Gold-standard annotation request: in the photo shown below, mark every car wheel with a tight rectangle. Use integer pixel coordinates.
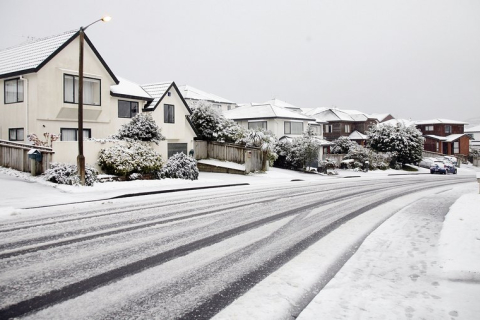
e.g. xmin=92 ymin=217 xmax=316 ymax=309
xmin=454 ymin=170 xmax=457 ymax=174
xmin=430 ymin=170 xmax=434 ymax=174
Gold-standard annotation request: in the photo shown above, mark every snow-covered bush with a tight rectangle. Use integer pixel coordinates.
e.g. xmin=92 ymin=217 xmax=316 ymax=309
xmin=344 ymin=144 xmax=393 ymax=171
xmin=190 ymin=100 xmax=240 ymax=142
xmin=44 ymin=162 xmax=98 ymax=186
xmin=98 ymin=142 xmax=163 ymax=177
xmin=114 ymin=113 xmax=165 ymax=144
xmin=158 ymin=153 xmax=199 ymax=180
xmin=286 ymin=130 xmax=322 ymax=171
xmin=367 ymin=123 xmax=423 ymax=166
xmin=331 ymin=136 xmax=357 ymax=154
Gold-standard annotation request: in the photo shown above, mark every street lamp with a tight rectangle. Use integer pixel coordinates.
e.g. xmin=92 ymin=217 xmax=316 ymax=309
xmin=78 ymin=16 xmax=111 ymax=185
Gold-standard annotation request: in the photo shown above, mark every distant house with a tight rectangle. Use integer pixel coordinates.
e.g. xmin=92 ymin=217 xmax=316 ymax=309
xmin=368 ymin=113 xmax=395 ymax=123
xmin=305 ymin=108 xmax=379 ymax=141
xmin=224 ymin=103 xmax=317 ymax=138
xmin=178 ymin=85 xmax=237 ymax=113
xmin=464 ymin=124 xmax=480 ymax=151
xmin=414 ymin=119 xmax=470 ymax=155
xmin=0 ymin=30 xmax=196 ymax=168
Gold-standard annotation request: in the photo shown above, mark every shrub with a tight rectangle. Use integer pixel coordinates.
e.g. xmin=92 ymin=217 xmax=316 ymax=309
xmin=190 ymin=100 xmax=240 ymax=142
xmin=331 ymin=136 xmax=357 ymax=154
xmin=114 ymin=113 xmax=165 ymax=144
xmin=158 ymin=153 xmax=199 ymax=180
xmin=44 ymin=162 xmax=98 ymax=186
xmin=98 ymin=142 xmax=163 ymax=177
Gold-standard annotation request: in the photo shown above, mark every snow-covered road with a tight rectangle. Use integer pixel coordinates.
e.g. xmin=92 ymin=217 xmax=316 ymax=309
xmin=0 ymin=174 xmax=475 ymax=319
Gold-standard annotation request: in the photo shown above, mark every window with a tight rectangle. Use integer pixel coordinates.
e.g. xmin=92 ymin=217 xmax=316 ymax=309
xmin=227 ymin=105 xmax=232 ymax=111
xmin=445 ymin=125 xmax=452 ymax=134
xmin=4 ymin=78 xmax=24 ymax=104
xmin=164 ymin=104 xmax=175 ymax=123
xmin=425 ymin=125 xmax=434 ymax=131
xmin=60 ymin=128 xmax=91 ymax=141
xmin=345 ymin=124 xmax=351 ymax=133
xmin=284 ymin=121 xmax=303 ymax=134
xmin=453 ymin=141 xmax=459 ymax=154
xmin=325 ymin=124 xmax=333 ymax=133
xmin=9 ymin=128 xmax=24 ymax=141
xmin=64 ymin=74 xmax=101 ymax=106
xmin=168 ymin=143 xmax=188 ymax=158
xmin=248 ymin=121 xmax=267 ymax=130
xmin=436 ymin=142 xmax=439 ymax=152
xmin=213 ymin=104 xmax=222 ymax=112
xmin=167 ymin=92 xmax=171 ymax=97
xmin=118 ymin=100 xmax=139 ymax=118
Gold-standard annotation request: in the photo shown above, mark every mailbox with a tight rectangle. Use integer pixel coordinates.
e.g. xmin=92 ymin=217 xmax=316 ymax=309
xmin=28 ymin=149 xmax=43 ymax=162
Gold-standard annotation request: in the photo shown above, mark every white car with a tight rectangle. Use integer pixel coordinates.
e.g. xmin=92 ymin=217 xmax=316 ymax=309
xmin=418 ymin=158 xmax=436 ymax=169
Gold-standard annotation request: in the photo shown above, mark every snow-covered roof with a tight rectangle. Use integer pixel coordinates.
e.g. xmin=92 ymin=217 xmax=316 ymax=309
xmin=111 ymin=77 xmax=152 ymax=100
xmin=465 ymin=124 xmax=480 ymax=133
xmin=279 ymin=136 xmax=334 ymax=146
xmin=0 ymin=30 xmax=77 ymax=77
xmin=263 ymin=98 xmax=302 ymax=111
xmin=368 ymin=113 xmax=392 ymax=122
xmin=301 ymin=107 xmax=328 ymax=116
xmin=178 ymin=85 xmax=234 ymax=104
xmin=224 ymin=104 xmax=315 ymax=121
xmin=380 ymin=119 xmax=415 ymax=127
xmin=0 ymin=30 xmax=119 ymax=84
xmin=424 ymin=134 xmax=469 ymax=142
xmin=414 ymin=119 xmax=468 ymax=125
xmin=141 ymin=82 xmax=174 ymax=110
xmin=348 ymin=130 xmax=368 ymax=140
xmin=309 ymin=108 xmax=357 ymax=122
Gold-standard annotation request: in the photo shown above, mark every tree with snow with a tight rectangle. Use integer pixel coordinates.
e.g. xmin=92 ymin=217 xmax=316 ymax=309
xmin=287 ymin=128 xmax=322 ymax=171
xmin=190 ymin=100 xmax=240 ymax=142
xmin=367 ymin=123 xmax=424 ymax=166
xmin=331 ymin=136 xmax=357 ymax=154
xmin=114 ymin=112 xmax=165 ymax=144
xmin=236 ymin=129 xmax=278 ymax=171
xmin=158 ymin=152 xmax=199 ymax=180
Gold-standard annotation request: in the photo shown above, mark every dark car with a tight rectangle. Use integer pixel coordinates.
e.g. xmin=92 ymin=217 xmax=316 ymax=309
xmin=430 ymin=161 xmax=457 ymax=174
xmin=430 ymin=161 xmax=447 ymax=174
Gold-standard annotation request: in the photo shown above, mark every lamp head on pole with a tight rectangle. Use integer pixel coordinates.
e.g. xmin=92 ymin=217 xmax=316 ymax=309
xmin=101 ymin=16 xmax=112 ymax=22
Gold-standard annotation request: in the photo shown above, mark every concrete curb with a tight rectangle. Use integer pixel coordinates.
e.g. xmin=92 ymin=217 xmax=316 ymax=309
xmin=23 ymin=183 xmax=250 ymax=209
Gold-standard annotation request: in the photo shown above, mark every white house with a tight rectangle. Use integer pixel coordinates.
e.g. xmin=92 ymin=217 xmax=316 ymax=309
xmin=0 ymin=30 xmax=196 ymax=168
xmin=465 ymin=124 xmax=480 ymax=151
xmin=178 ymin=85 xmax=237 ymax=113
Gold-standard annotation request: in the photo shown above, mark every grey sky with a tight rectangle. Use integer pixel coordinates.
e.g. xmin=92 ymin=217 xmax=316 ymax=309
xmin=1 ymin=0 xmax=479 ymax=122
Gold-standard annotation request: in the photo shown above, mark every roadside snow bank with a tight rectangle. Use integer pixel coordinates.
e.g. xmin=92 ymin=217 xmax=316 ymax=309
xmin=439 ymin=193 xmax=480 ymax=281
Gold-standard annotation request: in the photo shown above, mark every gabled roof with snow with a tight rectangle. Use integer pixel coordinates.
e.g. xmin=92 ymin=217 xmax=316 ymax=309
xmin=0 ymin=30 xmax=118 ymax=83
xmin=178 ymin=85 xmax=234 ymax=104
xmin=141 ymin=82 xmax=174 ymax=110
xmin=301 ymin=107 xmax=328 ymax=116
xmin=414 ymin=119 xmax=468 ymax=125
xmin=309 ymin=108 xmax=357 ymax=122
xmin=111 ymin=77 xmax=152 ymax=101
xmin=348 ymin=130 xmax=368 ymax=140
xmin=465 ymin=124 xmax=480 ymax=133
xmin=224 ymin=104 xmax=315 ymax=121
xmin=368 ymin=113 xmax=393 ymax=122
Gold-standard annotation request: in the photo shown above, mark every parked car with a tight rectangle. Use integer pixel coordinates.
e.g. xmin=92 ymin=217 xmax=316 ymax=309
xmin=430 ymin=161 xmax=447 ymax=174
xmin=419 ymin=158 xmax=436 ymax=169
xmin=430 ymin=161 xmax=457 ymax=174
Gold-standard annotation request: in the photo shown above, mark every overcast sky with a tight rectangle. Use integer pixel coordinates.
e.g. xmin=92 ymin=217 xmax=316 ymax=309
xmin=1 ymin=0 xmax=479 ymax=122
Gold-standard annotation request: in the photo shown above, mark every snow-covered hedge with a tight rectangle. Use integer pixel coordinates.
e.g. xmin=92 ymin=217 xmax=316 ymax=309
xmin=114 ymin=113 xmax=165 ymax=144
xmin=98 ymin=142 xmax=163 ymax=177
xmin=44 ymin=162 xmax=98 ymax=186
xmin=190 ymin=101 xmax=240 ymax=142
xmin=158 ymin=153 xmax=199 ymax=180
xmin=344 ymin=145 xmax=393 ymax=170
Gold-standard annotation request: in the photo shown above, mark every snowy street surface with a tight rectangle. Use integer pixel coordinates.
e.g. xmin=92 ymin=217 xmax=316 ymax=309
xmin=0 ymin=168 xmax=479 ymax=319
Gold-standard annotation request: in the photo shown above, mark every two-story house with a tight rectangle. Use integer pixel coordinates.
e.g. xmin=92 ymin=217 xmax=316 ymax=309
xmin=0 ymin=30 xmax=196 ymax=167
xmin=415 ymin=119 xmax=470 ymax=155
xmin=305 ymin=108 xmax=379 ymax=144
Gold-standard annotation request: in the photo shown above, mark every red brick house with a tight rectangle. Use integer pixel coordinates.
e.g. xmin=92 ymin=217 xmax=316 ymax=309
xmin=415 ymin=119 xmax=470 ymax=155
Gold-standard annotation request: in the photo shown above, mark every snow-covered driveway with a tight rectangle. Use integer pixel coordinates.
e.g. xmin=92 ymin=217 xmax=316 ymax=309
xmin=0 ymin=175 xmax=475 ymax=319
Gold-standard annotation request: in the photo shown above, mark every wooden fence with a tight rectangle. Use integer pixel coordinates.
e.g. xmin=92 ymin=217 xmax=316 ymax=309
xmin=194 ymin=140 xmax=263 ymax=173
xmin=0 ymin=140 xmax=54 ymax=175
